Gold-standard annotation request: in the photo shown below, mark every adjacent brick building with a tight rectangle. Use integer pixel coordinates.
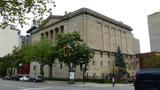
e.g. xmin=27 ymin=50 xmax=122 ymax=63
xmin=137 ymin=52 xmax=160 ymax=69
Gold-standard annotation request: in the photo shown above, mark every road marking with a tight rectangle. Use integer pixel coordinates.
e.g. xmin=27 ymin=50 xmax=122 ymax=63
xmin=0 ymin=84 xmax=25 ymax=89
xmin=21 ymin=87 xmax=52 ymax=90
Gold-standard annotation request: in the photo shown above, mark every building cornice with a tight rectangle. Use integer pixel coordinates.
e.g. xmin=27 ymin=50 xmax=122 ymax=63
xmin=31 ymin=8 xmax=133 ymax=34
xmin=92 ymin=48 xmax=135 ymax=56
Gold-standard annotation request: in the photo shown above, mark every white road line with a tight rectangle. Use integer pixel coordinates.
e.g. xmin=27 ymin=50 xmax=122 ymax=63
xmin=0 ymin=84 xmax=25 ymax=89
xmin=21 ymin=87 xmax=52 ymax=90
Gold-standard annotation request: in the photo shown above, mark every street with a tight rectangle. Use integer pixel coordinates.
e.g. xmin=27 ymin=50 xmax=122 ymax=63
xmin=0 ymin=79 xmax=134 ymax=90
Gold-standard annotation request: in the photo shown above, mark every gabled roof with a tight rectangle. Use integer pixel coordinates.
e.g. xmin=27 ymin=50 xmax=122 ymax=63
xmin=39 ymin=15 xmax=64 ymax=28
xmin=31 ymin=8 xmax=133 ymax=34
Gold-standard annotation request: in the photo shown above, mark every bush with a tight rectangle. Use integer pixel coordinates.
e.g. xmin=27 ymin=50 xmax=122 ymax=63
xmin=45 ymin=77 xmax=68 ymax=81
xmin=44 ymin=77 xmax=132 ymax=84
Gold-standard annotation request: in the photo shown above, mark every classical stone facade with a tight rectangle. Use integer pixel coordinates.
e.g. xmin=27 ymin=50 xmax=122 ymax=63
xmin=28 ymin=8 xmax=140 ymax=79
xmin=148 ymin=12 xmax=160 ymax=52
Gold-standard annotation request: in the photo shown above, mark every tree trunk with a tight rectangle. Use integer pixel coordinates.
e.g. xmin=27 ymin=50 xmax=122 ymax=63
xmin=69 ymin=63 xmax=76 ymax=71
xmin=49 ymin=64 xmax=52 ymax=80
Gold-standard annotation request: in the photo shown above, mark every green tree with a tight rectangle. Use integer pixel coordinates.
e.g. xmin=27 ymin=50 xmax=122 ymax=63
xmin=12 ymin=46 xmax=28 ymax=67
xmin=0 ymin=40 xmax=56 ymax=78
xmin=143 ymin=55 xmax=160 ymax=69
xmin=0 ymin=0 xmax=55 ymax=28
xmin=9 ymin=47 xmax=24 ymax=76
xmin=115 ymin=46 xmax=126 ymax=79
xmin=0 ymin=47 xmax=27 ymax=77
xmin=56 ymin=32 xmax=93 ymax=74
xmin=24 ymin=39 xmax=56 ymax=79
xmin=0 ymin=54 xmax=13 ymax=76
xmin=23 ymin=43 xmax=37 ymax=63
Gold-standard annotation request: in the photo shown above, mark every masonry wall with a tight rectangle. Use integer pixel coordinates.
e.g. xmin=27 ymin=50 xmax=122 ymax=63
xmin=30 ymin=13 xmax=140 ymax=79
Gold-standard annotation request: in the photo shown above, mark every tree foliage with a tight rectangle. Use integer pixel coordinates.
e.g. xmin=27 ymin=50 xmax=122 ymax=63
xmin=25 ymin=39 xmax=56 ymax=78
xmin=143 ymin=55 xmax=160 ymax=69
xmin=56 ymin=32 xmax=93 ymax=70
xmin=0 ymin=0 xmax=55 ymax=28
xmin=115 ymin=46 xmax=127 ymax=79
xmin=0 ymin=39 xmax=56 ymax=77
xmin=0 ymin=54 xmax=13 ymax=76
xmin=0 ymin=32 xmax=93 ymax=78
xmin=115 ymin=47 xmax=126 ymax=68
xmin=0 ymin=47 xmax=25 ymax=76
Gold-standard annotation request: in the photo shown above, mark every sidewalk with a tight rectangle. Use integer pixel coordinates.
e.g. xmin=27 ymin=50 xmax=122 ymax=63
xmin=43 ymin=80 xmax=133 ymax=87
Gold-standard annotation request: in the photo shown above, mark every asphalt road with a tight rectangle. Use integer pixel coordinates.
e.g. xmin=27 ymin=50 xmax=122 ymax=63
xmin=0 ymin=79 xmax=134 ymax=90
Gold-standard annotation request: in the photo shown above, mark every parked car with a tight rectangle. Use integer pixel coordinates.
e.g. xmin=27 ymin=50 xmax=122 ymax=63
xmin=3 ymin=75 xmax=11 ymax=80
xmin=19 ymin=76 xmax=30 ymax=81
xmin=12 ymin=76 xmax=21 ymax=81
xmin=134 ymin=69 xmax=160 ymax=90
xmin=30 ymin=76 xmax=43 ymax=82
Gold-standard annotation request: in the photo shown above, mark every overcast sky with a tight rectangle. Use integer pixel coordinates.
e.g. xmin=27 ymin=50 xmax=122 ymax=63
xmin=23 ymin=0 xmax=160 ymax=53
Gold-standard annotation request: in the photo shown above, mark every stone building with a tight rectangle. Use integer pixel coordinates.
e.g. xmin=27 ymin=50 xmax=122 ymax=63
xmin=28 ymin=8 xmax=140 ymax=79
xmin=148 ymin=12 xmax=160 ymax=52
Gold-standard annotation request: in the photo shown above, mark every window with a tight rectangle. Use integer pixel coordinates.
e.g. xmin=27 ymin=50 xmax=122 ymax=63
xmin=107 ymin=52 xmax=110 ymax=58
xmin=41 ymin=33 xmax=44 ymax=40
xmin=60 ymin=63 xmax=63 ymax=69
xmin=101 ymin=73 xmax=104 ymax=76
xmin=101 ymin=73 xmax=104 ymax=79
xmin=100 ymin=61 xmax=103 ymax=67
xmin=60 ymin=25 xmax=64 ymax=33
xmin=80 ymin=64 xmax=82 ymax=71
xmin=50 ymin=30 xmax=53 ymax=40
xmin=93 ymin=73 xmax=96 ymax=79
xmin=93 ymin=73 xmax=96 ymax=76
xmin=92 ymin=61 xmax=95 ymax=66
xmin=100 ymin=51 xmax=103 ymax=57
xmin=93 ymin=52 xmax=95 ymax=57
xmin=55 ymin=28 xmax=59 ymax=38
xmin=108 ymin=61 xmax=110 ymax=67
xmin=45 ymin=32 xmax=49 ymax=39
xmin=55 ymin=28 xmax=59 ymax=33
xmin=33 ymin=65 xmax=36 ymax=71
